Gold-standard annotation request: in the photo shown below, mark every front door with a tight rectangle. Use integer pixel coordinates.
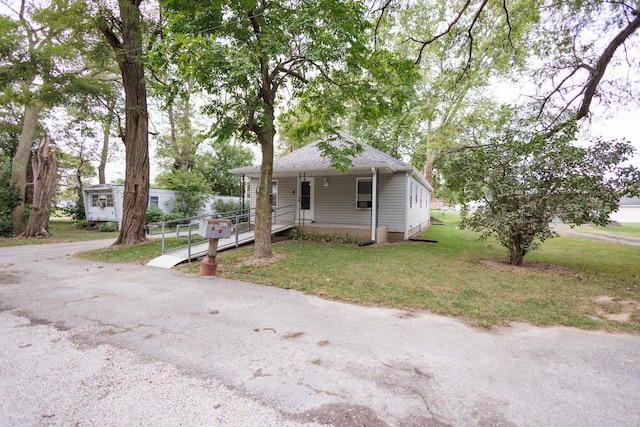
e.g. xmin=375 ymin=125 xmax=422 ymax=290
xmin=299 ymin=177 xmax=314 ymax=222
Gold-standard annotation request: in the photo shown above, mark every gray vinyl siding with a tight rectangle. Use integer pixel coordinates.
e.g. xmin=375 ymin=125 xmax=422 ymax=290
xmin=314 ymin=174 xmax=375 ymax=226
xmin=252 ymin=172 xmax=429 ymax=235
xmin=250 ymin=177 xmax=296 ymax=223
xmin=274 ymin=177 xmax=296 ymax=223
xmin=406 ymin=175 xmax=431 ymax=237
xmin=377 ymin=174 xmax=407 ymax=233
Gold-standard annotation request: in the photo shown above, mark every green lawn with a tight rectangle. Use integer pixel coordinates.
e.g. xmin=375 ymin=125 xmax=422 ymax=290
xmin=179 ymin=213 xmax=640 ymax=332
xmin=10 ymin=218 xmax=639 ymax=332
xmin=0 ymin=220 xmax=119 ymax=246
xmin=76 ymin=235 xmax=207 ymax=264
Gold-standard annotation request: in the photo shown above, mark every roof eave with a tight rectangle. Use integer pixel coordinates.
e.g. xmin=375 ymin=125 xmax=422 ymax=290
xmin=230 ymin=164 xmax=400 ymax=177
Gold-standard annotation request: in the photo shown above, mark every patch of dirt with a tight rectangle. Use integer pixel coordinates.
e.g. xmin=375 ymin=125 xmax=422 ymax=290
xmin=479 ymin=259 xmax=574 ymax=274
xmin=0 ymin=272 xmax=21 ymax=284
xmin=593 ymin=295 xmax=640 ymax=322
xmin=237 ymin=253 xmax=284 ymax=268
xmin=292 ymin=403 xmax=388 ymax=427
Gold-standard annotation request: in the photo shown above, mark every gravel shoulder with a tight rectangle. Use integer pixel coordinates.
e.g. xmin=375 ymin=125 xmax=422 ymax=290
xmin=0 ymin=311 xmax=319 ymax=427
xmin=553 ymin=225 xmax=640 ymax=246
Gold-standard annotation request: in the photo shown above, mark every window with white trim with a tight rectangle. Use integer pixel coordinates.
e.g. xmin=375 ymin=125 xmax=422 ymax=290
xmin=149 ymin=196 xmax=159 ymax=208
xmin=356 ymin=178 xmax=372 ymax=209
xmin=91 ymin=193 xmax=113 ymax=207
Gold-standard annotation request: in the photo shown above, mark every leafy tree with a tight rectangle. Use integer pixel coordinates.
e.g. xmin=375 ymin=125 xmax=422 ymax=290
xmin=196 ymin=139 xmax=254 ymax=197
xmin=440 ymin=111 xmax=640 ymax=265
xmin=156 ymin=167 xmax=208 ymax=218
xmin=158 ymin=0 xmax=373 ymax=258
xmin=98 ymin=0 xmax=151 ymax=245
xmin=0 ymin=153 xmax=20 ymax=236
xmin=0 ymin=0 xmax=101 ymax=234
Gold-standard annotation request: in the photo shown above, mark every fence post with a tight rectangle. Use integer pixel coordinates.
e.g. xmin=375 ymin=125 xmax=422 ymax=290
xmin=161 ymin=222 xmax=166 ymax=254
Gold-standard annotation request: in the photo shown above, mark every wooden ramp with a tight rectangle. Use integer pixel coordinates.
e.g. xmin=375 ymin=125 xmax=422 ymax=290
xmin=146 ymin=223 xmax=294 ymax=269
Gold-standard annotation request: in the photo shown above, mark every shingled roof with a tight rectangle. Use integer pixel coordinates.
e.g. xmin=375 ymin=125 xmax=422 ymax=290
xmin=230 ymin=132 xmax=423 ymax=179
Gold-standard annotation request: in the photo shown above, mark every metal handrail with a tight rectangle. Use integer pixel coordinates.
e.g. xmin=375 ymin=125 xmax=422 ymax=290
xmin=150 ymin=204 xmax=296 ymax=260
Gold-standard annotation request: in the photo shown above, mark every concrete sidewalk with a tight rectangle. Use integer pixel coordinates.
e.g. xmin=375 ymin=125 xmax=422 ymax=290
xmin=1 ymin=240 xmax=639 ymax=426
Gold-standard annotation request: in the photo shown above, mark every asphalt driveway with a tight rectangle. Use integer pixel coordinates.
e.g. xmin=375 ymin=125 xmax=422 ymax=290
xmin=0 ymin=239 xmax=639 ymax=426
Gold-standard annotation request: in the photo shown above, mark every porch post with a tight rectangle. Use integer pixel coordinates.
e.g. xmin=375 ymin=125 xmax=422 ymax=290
xmin=371 ymin=167 xmax=378 ymax=241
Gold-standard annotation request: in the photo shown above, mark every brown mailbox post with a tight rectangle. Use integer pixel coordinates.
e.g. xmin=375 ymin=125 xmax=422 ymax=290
xmin=198 ymin=218 xmax=233 ymax=275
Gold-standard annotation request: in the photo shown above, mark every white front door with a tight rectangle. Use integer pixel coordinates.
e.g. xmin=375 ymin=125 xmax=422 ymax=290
xmin=298 ymin=177 xmax=314 ymax=222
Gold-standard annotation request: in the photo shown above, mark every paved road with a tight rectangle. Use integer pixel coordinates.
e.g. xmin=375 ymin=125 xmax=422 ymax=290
xmin=1 ymin=240 xmax=639 ymax=426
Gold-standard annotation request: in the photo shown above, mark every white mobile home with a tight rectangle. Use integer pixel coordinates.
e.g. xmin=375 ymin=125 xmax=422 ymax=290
xmin=230 ymin=133 xmax=433 ymax=243
xmin=83 ymin=185 xmax=179 ymax=225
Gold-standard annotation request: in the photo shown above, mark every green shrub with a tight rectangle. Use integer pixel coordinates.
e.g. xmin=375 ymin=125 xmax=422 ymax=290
xmin=145 ymin=207 xmax=165 ymax=224
xmin=161 ymin=211 xmax=184 ymax=222
xmin=99 ymin=222 xmax=119 ymax=232
xmin=0 ymin=159 xmax=21 ymax=236
xmin=213 ymin=199 xmax=242 ymax=214
xmin=73 ymin=220 xmax=88 ymax=229
xmin=60 ymin=196 xmax=86 ymax=220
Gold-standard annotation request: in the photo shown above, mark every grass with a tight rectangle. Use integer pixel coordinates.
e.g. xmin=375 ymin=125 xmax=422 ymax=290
xmin=0 ymin=220 xmax=120 ymax=246
xmin=77 ymin=235 xmax=207 ymax=264
xmin=176 ymin=212 xmax=640 ymax=332
xmin=13 ymin=218 xmax=639 ymax=333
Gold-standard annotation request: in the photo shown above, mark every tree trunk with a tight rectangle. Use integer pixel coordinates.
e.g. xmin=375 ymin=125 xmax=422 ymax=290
xmin=254 ymin=129 xmax=275 ymax=258
xmin=507 ymin=236 xmax=525 ymax=266
xmin=115 ymin=60 xmax=149 ymax=245
xmin=423 ymin=119 xmax=434 ymax=187
xmin=21 ymin=135 xmax=57 ymax=238
xmin=99 ymin=103 xmax=114 ymax=185
xmin=101 ymin=0 xmax=150 ymax=246
xmin=423 ymin=154 xmax=434 ymax=187
xmin=10 ymin=103 xmax=43 ymax=235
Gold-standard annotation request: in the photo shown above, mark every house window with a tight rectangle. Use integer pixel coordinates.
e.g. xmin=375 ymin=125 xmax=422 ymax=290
xmin=91 ymin=193 xmax=113 ymax=207
xmin=356 ymin=178 xmax=372 ymax=209
xmin=149 ymin=196 xmax=159 ymax=208
xmin=270 ymin=180 xmax=278 ymax=207
xmin=409 ymin=183 xmax=413 ymax=208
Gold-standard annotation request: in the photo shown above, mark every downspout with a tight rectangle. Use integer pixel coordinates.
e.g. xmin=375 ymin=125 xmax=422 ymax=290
xmin=241 ymin=175 xmax=245 ymax=212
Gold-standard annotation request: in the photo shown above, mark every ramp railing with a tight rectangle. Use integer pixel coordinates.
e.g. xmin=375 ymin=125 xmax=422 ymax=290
xmin=148 ymin=204 xmax=296 ymax=262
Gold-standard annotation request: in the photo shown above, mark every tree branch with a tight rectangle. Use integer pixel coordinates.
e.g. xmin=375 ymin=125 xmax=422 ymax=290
xmin=412 ymin=0 xmax=473 ymax=65
xmin=576 ymin=11 xmax=640 ymax=120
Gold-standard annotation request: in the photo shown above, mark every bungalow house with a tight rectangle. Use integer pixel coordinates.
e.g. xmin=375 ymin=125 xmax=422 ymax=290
xmin=610 ymin=197 xmax=640 ymax=224
xmin=230 ymin=133 xmax=433 ymax=243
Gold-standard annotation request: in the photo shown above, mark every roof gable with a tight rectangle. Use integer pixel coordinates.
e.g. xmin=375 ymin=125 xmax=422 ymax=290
xmin=273 ymin=133 xmax=410 ymax=170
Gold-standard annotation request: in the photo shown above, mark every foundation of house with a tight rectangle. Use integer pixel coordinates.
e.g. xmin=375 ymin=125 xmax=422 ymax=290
xmin=296 ymin=223 xmax=389 ymax=244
